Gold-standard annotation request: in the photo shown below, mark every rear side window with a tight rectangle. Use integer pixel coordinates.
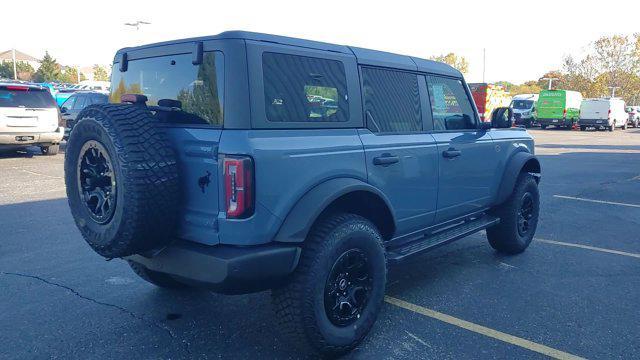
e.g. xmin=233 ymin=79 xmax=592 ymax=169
xmin=110 ymin=52 xmax=224 ymax=126
xmin=362 ymin=67 xmax=421 ymax=133
xmin=73 ymin=95 xmax=87 ymax=110
xmin=425 ymin=76 xmax=476 ymax=130
xmin=0 ymin=87 xmax=56 ymax=108
xmin=263 ymin=52 xmax=348 ymax=123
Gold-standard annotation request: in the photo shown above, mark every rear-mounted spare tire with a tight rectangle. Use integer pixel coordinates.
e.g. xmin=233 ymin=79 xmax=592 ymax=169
xmin=64 ymin=104 xmax=179 ymax=258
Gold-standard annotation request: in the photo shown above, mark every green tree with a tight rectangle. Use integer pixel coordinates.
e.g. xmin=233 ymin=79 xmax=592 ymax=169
xmin=0 ymin=61 xmax=35 ymax=80
xmin=59 ymin=67 xmax=86 ymax=84
xmin=34 ymin=51 xmax=61 ymax=82
xmin=430 ymin=53 xmax=469 ymax=74
xmin=93 ymin=65 xmax=109 ymax=81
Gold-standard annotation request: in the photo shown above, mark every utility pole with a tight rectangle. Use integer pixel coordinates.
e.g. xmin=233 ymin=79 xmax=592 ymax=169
xmin=482 ymin=48 xmax=486 ymax=83
xmin=542 ymin=77 xmax=558 ymax=90
xmin=124 ymin=20 xmax=151 ymax=31
xmin=12 ymin=48 xmax=17 ymax=80
xmin=608 ymin=86 xmax=619 ymax=98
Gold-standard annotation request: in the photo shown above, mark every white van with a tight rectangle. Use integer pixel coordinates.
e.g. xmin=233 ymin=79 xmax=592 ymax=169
xmin=510 ymin=93 xmax=539 ymax=127
xmin=579 ymin=98 xmax=627 ymax=131
xmin=0 ymin=83 xmax=64 ymax=154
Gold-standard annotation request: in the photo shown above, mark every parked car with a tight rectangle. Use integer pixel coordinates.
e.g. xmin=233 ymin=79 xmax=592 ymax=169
xmin=579 ymin=98 xmax=627 ymax=131
xmin=626 ymin=106 xmax=640 ymax=128
xmin=510 ymin=93 xmax=538 ymax=128
xmin=60 ymin=91 xmax=109 ymax=139
xmin=537 ymin=89 xmax=582 ymax=129
xmin=0 ymin=82 xmax=64 ymax=154
xmin=64 ymin=31 xmax=541 ymax=356
xmin=468 ymin=83 xmax=512 ymax=122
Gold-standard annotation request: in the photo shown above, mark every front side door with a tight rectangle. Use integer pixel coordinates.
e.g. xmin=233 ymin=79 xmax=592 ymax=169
xmin=358 ymin=67 xmax=439 ymax=235
xmin=424 ymin=75 xmax=499 ymax=222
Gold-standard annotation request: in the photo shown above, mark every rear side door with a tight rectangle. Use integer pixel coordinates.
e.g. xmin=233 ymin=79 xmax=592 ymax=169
xmin=358 ymin=67 xmax=439 ymax=235
xmin=424 ymin=75 xmax=499 ymax=222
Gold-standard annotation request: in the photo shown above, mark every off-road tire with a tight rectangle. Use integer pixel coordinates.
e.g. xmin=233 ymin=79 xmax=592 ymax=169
xmin=41 ymin=144 xmax=59 ymax=155
xmin=64 ymin=104 xmax=179 ymax=258
xmin=580 ymin=126 xmax=586 ymax=131
xmin=487 ymin=173 xmax=539 ymax=254
xmin=271 ymin=213 xmax=387 ymax=356
xmin=128 ymin=261 xmax=187 ymax=289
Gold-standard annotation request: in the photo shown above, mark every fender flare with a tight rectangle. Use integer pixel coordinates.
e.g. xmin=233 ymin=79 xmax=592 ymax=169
xmin=495 ymin=151 xmax=541 ymax=205
xmin=273 ymin=178 xmax=396 ymax=243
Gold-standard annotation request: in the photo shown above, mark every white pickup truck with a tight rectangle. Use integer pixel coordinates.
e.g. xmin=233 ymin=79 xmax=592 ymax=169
xmin=0 ymin=82 xmax=64 ymax=154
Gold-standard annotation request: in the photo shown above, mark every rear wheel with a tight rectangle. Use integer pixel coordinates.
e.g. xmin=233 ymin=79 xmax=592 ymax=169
xmin=128 ymin=261 xmax=187 ymax=289
xmin=272 ymin=213 xmax=387 ymax=356
xmin=487 ymin=173 xmax=539 ymax=254
xmin=609 ymin=122 xmax=615 ymax=132
xmin=41 ymin=144 xmax=59 ymax=155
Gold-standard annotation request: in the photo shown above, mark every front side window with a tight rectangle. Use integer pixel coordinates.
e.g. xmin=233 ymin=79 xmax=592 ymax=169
xmin=73 ymin=95 xmax=87 ymax=110
xmin=110 ymin=52 xmax=224 ymax=126
xmin=263 ymin=52 xmax=348 ymax=123
xmin=426 ymin=76 xmax=477 ymax=130
xmin=362 ymin=67 xmax=421 ymax=133
xmin=61 ymin=96 xmax=76 ymax=110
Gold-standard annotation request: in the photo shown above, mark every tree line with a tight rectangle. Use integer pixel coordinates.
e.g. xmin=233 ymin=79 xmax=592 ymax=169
xmin=0 ymin=51 xmax=109 ymax=84
xmin=435 ymin=33 xmax=640 ymax=105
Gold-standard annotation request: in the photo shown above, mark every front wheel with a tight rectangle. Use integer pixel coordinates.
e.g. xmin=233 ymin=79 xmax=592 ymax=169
xmin=487 ymin=173 xmax=540 ymax=254
xmin=272 ymin=213 xmax=387 ymax=356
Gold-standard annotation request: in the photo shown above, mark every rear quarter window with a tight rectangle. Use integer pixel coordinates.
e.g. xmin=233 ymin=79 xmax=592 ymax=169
xmin=262 ymin=52 xmax=348 ymax=123
xmin=110 ymin=52 xmax=224 ymax=126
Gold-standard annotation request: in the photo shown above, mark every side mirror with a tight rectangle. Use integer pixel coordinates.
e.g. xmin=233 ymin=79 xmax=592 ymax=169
xmin=60 ymin=106 xmax=68 ymax=114
xmin=490 ymin=107 xmax=513 ymax=128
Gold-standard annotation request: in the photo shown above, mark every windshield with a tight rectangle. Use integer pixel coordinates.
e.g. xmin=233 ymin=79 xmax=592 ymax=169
xmin=512 ymin=100 xmax=534 ymax=110
xmin=0 ymin=87 xmax=57 ymax=108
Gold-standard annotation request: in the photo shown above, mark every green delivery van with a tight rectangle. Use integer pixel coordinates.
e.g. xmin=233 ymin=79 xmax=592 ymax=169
xmin=537 ymin=90 xmax=582 ymax=129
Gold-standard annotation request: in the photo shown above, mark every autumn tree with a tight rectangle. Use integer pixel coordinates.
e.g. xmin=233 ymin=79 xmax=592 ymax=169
xmin=430 ymin=53 xmax=469 ymax=74
xmin=93 ymin=65 xmax=109 ymax=81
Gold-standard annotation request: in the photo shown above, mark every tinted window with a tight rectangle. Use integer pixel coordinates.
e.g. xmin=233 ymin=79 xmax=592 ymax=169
xmin=263 ymin=52 xmax=348 ymax=123
xmin=110 ymin=52 xmax=224 ymax=126
xmin=90 ymin=94 xmax=108 ymax=105
xmin=61 ymin=95 xmax=76 ymax=110
xmin=73 ymin=95 xmax=87 ymax=110
xmin=362 ymin=67 xmax=421 ymax=133
xmin=0 ymin=88 xmax=56 ymax=108
xmin=426 ymin=76 xmax=476 ymax=130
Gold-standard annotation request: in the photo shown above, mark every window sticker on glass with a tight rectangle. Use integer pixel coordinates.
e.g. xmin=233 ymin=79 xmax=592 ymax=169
xmin=432 ymin=84 xmax=447 ymax=110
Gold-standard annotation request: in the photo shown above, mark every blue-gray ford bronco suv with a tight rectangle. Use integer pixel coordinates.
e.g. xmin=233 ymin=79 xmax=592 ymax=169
xmin=64 ymin=31 xmax=541 ymax=355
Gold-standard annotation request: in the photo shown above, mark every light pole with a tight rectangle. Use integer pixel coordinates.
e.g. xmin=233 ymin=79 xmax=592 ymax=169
xmin=12 ymin=48 xmax=17 ymax=80
xmin=608 ymin=86 xmax=619 ymax=98
xmin=542 ymin=78 xmax=558 ymax=90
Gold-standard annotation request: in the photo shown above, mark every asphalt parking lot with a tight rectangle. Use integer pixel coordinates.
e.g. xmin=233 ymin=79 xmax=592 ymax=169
xmin=1 ymin=127 xmax=639 ymax=359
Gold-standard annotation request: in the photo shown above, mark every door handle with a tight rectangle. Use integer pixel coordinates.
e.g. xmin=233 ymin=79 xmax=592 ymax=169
xmin=442 ymin=148 xmax=462 ymax=158
xmin=373 ymin=154 xmax=399 ymax=166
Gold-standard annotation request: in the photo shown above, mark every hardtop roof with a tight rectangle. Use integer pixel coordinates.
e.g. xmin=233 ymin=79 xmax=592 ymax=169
xmin=114 ymin=31 xmax=462 ymax=77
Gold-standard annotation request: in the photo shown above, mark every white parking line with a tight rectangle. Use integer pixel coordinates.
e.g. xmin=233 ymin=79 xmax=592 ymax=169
xmin=553 ymin=195 xmax=640 ymax=209
xmin=536 ymin=238 xmax=640 ymax=259
xmin=385 ymin=296 xmax=585 ymax=360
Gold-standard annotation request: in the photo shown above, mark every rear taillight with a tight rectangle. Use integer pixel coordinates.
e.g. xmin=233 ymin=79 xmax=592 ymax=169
xmin=5 ymin=85 xmax=29 ymax=91
xmin=563 ymin=109 xmax=567 ymax=118
xmin=608 ymin=109 xmax=612 ymax=119
xmin=223 ymin=156 xmax=254 ymax=219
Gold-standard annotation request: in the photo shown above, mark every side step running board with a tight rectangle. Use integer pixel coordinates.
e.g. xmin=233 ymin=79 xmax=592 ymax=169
xmin=386 ymin=215 xmax=499 ymax=264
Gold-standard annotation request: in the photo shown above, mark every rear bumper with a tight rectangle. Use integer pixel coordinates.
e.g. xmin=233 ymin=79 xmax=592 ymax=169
xmin=0 ymin=127 xmax=64 ymax=146
xmin=538 ymin=118 xmax=573 ymax=127
xmin=579 ymin=119 xmax=611 ymax=126
xmin=126 ymin=241 xmax=301 ymax=294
